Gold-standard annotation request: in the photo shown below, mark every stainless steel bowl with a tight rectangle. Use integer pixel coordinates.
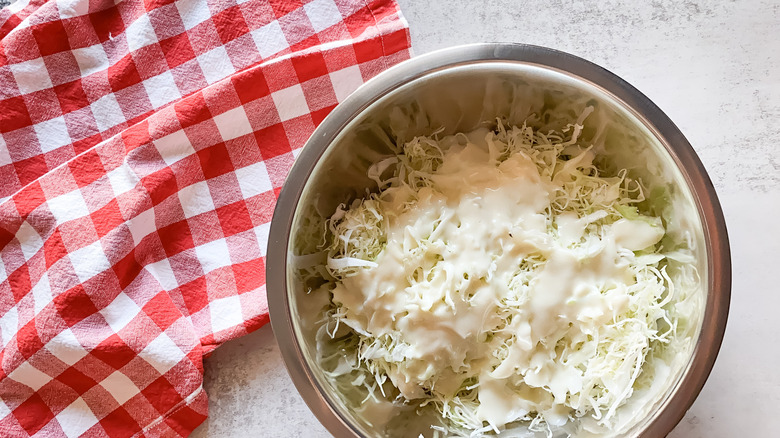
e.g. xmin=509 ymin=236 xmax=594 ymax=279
xmin=268 ymin=43 xmax=730 ymax=437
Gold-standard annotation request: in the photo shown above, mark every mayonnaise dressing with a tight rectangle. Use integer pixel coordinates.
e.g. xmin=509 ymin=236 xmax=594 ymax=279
xmin=327 ymin=125 xmax=671 ymax=432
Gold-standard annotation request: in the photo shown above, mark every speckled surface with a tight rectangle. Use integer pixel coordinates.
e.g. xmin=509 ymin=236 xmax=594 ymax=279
xmin=1 ymin=0 xmax=775 ymax=436
xmin=191 ymin=326 xmax=328 ymax=437
xmin=194 ymin=1 xmax=780 ymax=437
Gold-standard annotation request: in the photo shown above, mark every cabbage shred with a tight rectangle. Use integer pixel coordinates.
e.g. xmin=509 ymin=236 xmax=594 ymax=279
xmin=309 ymin=116 xmax=691 ymax=437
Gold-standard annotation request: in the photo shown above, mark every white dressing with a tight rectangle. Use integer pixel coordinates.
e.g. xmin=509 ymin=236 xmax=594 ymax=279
xmin=611 ymin=218 xmax=665 ymax=251
xmin=319 ymin=120 xmax=691 ymax=436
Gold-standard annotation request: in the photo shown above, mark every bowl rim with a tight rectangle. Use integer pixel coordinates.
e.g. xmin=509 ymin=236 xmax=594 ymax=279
xmin=267 ymin=42 xmax=731 ymax=437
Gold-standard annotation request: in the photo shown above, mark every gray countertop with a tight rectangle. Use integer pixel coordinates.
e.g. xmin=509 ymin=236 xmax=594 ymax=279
xmin=192 ymin=0 xmax=779 ymax=436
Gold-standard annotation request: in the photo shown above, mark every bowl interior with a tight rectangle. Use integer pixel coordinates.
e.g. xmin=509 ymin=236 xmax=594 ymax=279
xmin=283 ymin=60 xmax=709 ymax=437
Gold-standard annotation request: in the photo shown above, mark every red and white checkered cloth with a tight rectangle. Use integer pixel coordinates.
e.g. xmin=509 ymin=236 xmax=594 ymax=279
xmin=0 ymin=0 xmax=410 ymax=435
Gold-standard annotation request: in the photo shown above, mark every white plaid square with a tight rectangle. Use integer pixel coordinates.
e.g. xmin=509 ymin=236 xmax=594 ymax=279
xmin=16 ymin=222 xmax=44 ymax=261
xmin=291 ymin=145 xmax=304 ymax=159
xmin=55 ymin=398 xmax=98 ymax=438
xmin=138 ymin=332 xmax=185 ymax=374
xmin=145 ymin=258 xmax=179 ymax=291
xmin=235 ymin=162 xmax=272 ymax=199
xmin=0 ymin=306 xmax=19 ymax=348
xmin=251 ymin=20 xmax=289 ymax=58
xmin=0 ymin=135 xmax=12 ymax=167
xmin=143 ymin=71 xmax=183 ymax=109
xmin=304 ymin=0 xmax=343 ymax=32
xmin=90 ymin=94 xmax=126 ymax=132
xmin=330 ymin=65 xmax=364 ymax=103
xmin=72 ymin=44 xmax=109 ymax=77
xmin=106 ymin=164 xmax=140 ymax=197
xmin=178 ymin=181 xmax=215 ymax=218
xmin=100 ymin=293 xmax=143 ymax=333
xmin=68 ymin=241 xmax=112 ymax=283
xmin=253 ymin=222 xmax=270 ymax=257
xmin=8 ymin=361 xmax=50 ymax=391
xmin=127 ymin=208 xmax=157 ymax=245
xmin=100 ymin=371 xmax=140 ymax=405
xmin=125 ymin=13 xmax=158 ymax=52
xmin=197 ymin=46 xmax=235 ymax=85
xmin=176 ymin=0 xmax=211 ymax=30
xmin=33 ymin=116 xmax=73 ymax=153
xmin=5 ymin=0 xmax=26 ymax=14
xmin=0 ymin=400 xmax=9 ymax=423
xmin=57 ymin=0 xmax=90 ymax=18
xmin=45 ymin=328 xmax=90 ymax=366
xmin=30 ymin=274 xmax=52 ymax=314
xmin=9 ymin=57 xmax=53 ymax=94
xmin=213 ymin=107 xmax=253 ymax=141
xmin=46 ymin=189 xmax=90 ymax=225
xmin=209 ymin=295 xmax=243 ymax=333
xmin=271 ymin=84 xmax=308 ymax=121
xmin=153 ymin=130 xmax=195 ymax=166
xmin=194 ymin=238 xmax=231 ymax=274
xmin=0 ymin=259 xmax=7 ymax=285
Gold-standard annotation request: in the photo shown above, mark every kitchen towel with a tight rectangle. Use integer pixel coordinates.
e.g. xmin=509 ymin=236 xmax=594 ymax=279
xmin=0 ymin=0 xmax=410 ymax=435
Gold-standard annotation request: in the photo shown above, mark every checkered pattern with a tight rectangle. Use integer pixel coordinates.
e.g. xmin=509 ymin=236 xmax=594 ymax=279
xmin=0 ymin=0 xmax=411 ymax=435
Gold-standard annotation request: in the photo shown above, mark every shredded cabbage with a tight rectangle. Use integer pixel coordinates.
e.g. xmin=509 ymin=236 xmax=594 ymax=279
xmin=306 ymin=114 xmax=698 ymax=437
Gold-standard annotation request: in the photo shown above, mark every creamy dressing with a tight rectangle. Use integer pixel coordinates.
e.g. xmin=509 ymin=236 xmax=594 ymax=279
xmin=326 ymin=125 xmax=672 ymax=433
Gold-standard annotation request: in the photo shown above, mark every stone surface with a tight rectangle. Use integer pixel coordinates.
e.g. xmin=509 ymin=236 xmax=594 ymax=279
xmin=2 ymin=0 xmax=775 ymax=436
xmin=195 ymin=1 xmax=780 ymax=437
xmin=191 ymin=325 xmax=328 ymax=437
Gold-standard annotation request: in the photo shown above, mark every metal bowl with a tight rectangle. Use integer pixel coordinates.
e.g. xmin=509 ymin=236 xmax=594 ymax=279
xmin=267 ymin=43 xmax=730 ymax=437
